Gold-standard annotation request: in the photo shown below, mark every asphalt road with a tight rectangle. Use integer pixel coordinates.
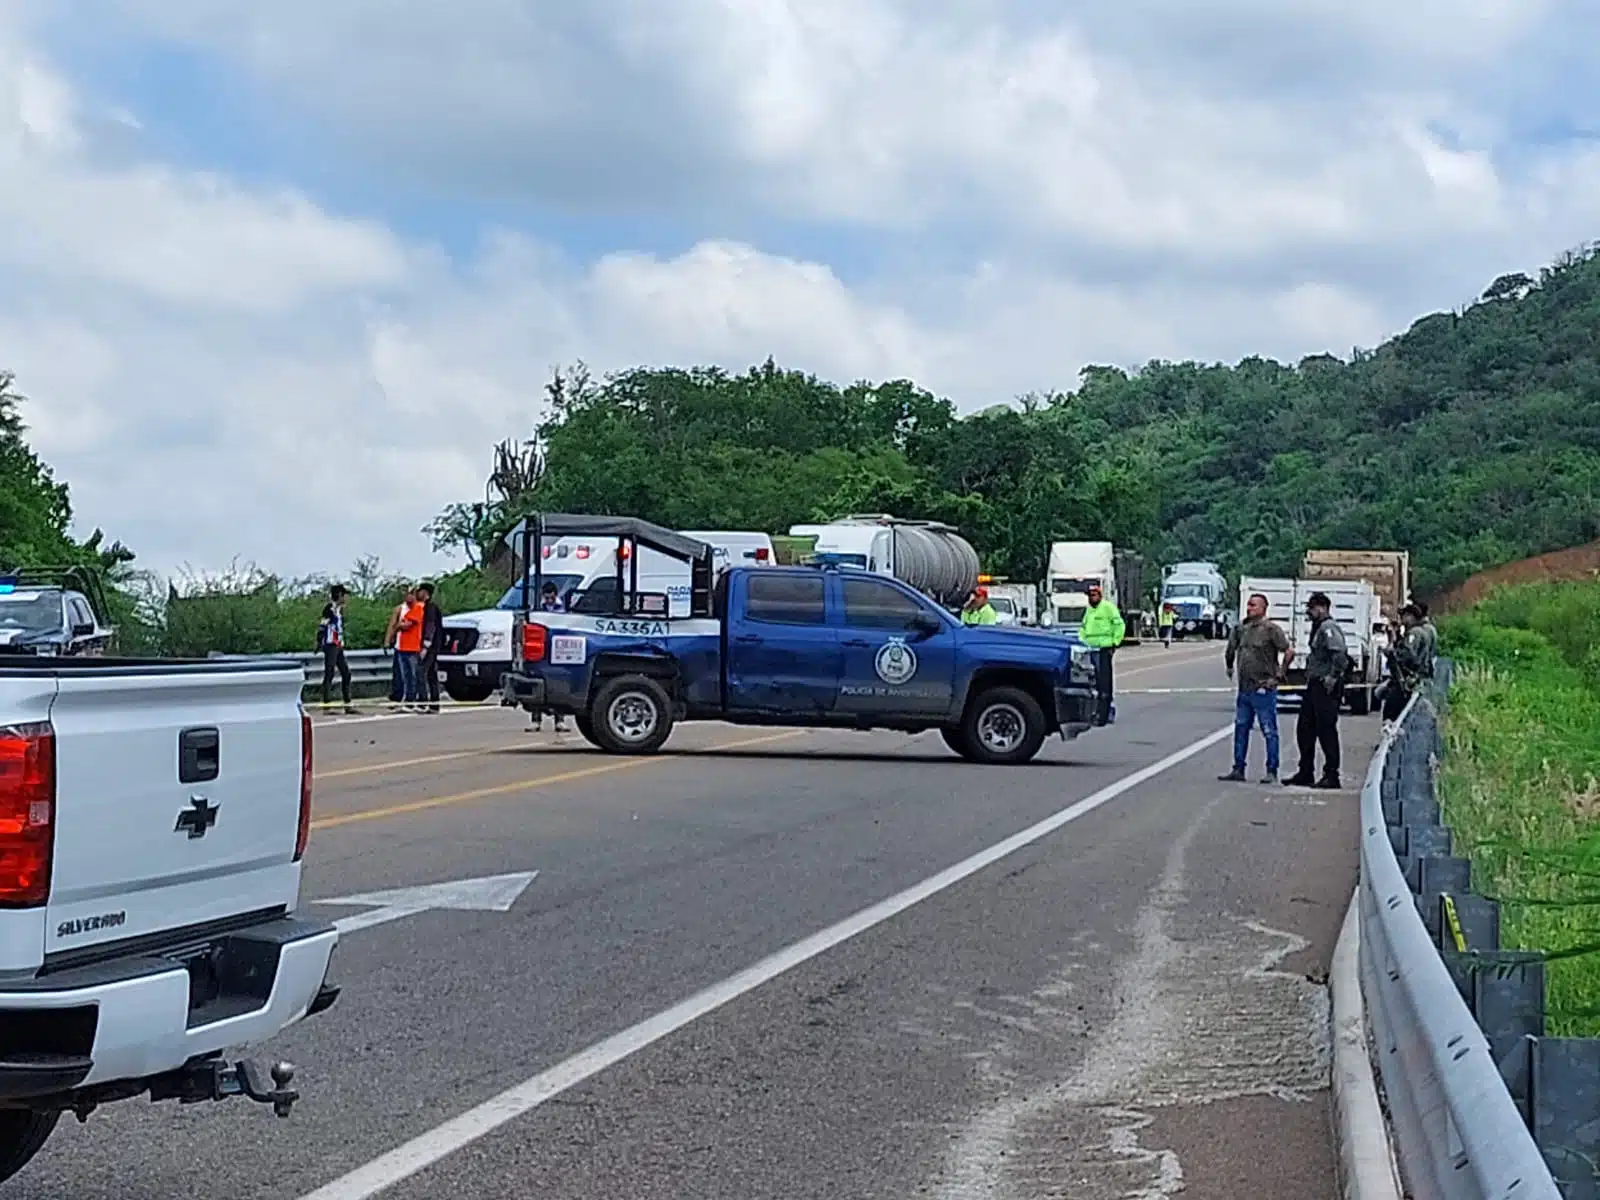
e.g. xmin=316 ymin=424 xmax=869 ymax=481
xmin=7 ymin=640 xmax=1375 ymax=1199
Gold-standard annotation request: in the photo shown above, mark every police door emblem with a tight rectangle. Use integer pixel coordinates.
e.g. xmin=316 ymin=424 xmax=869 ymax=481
xmin=875 ymin=637 xmax=917 ymax=685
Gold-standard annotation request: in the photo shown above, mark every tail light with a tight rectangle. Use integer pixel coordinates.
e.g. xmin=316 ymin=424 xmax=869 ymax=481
xmin=0 ymin=723 xmax=55 ymax=907
xmin=755 ymin=548 xmax=770 ymax=561
xmin=616 ymin=544 xmax=631 ymax=561
xmin=522 ymin=622 xmax=547 ymax=662
xmin=296 ymin=712 xmax=312 ymax=861
xmin=575 ymin=545 xmax=590 ymax=559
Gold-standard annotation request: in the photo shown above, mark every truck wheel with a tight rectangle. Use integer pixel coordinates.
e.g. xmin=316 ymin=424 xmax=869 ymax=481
xmin=574 ymin=714 xmax=601 ymax=747
xmin=960 ymin=686 xmax=1047 ymax=765
xmin=589 ymin=675 xmax=674 ymax=754
xmin=444 ymin=679 xmax=494 ymax=704
xmin=939 ymin=726 xmax=973 ymax=758
xmin=0 ymin=1111 xmax=58 ymax=1184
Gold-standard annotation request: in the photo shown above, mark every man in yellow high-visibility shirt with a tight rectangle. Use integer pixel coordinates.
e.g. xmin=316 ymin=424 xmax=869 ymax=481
xmin=1079 ymin=582 xmax=1126 ymax=725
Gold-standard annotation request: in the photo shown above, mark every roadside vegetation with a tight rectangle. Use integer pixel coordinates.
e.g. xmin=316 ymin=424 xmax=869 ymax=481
xmin=6 ymin=244 xmax=1600 ymax=652
xmin=1441 ymin=581 xmax=1600 ymax=1036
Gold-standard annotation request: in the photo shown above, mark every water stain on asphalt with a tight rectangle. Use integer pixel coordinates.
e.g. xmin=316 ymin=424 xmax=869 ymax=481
xmin=926 ymin=797 xmax=1331 ymax=1199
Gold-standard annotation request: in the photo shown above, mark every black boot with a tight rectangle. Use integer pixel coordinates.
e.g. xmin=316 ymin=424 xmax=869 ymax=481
xmin=1218 ymin=769 xmax=1246 ymax=782
xmin=1283 ymin=771 xmax=1315 ymax=787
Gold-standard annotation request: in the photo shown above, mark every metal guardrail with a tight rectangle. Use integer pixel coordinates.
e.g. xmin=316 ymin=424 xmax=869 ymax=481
xmin=208 ymin=649 xmax=397 ymax=691
xmin=1359 ymin=664 xmax=1561 ymax=1198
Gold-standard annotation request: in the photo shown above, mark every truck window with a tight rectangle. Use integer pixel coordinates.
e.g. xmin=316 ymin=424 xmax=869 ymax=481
xmin=745 ymin=574 xmax=826 ymax=625
xmin=841 ymin=577 xmax=929 ymax=631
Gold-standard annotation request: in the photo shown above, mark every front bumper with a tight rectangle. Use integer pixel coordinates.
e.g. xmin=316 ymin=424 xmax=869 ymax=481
xmin=0 ymin=916 xmax=337 ymax=1103
xmin=1054 ymin=686 xmax=1097 ymax=739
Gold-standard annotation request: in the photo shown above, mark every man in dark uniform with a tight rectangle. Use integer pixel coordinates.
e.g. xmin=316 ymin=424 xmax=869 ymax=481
xmin=415 ymin=582 xmax=445 ymax=715
xmin=1286 ymin=591 xmax=1348 ymax=789
xmin=1382 ymin=602 xmax=1435 ymax=722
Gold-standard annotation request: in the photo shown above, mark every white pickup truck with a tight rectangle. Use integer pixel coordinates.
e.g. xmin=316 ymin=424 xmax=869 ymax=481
xmin=0 ymin=655 xmax=339 ymax=1184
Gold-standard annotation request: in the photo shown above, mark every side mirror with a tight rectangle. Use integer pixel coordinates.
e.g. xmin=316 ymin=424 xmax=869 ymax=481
xmin=72 ymin=622 xmax=95 ymax=638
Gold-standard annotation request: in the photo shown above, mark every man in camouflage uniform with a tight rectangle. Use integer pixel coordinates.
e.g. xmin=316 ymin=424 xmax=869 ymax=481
xmin=1382 ymin=602 xmax=1436 ymax=722
xmin=1286 ymin=591 xmax=1348 ymax=789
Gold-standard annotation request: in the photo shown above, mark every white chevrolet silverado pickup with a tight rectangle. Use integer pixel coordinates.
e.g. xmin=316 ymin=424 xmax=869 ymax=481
xmin=0 ymin=655 xmax=339 ymax=1184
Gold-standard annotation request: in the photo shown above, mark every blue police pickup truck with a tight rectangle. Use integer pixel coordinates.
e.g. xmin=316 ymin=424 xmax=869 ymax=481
xmin=500 ymin=515 xmax=1100 ymax=765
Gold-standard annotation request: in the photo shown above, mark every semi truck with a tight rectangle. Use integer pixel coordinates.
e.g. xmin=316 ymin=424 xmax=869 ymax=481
xmin=1044 ymin=542 xmax=1143 ymax=640
xmin=1300 ymin=550 xmax=1411 ymax=625
xmin=1238 ymin=575 xmax=1382 ymax=714
xmin=1159 ymin=561 xmax=1230 ymax=639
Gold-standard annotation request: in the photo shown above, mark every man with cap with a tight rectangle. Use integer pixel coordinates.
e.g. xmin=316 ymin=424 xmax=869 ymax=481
xmin=1285 ymin=591 xmax=1348 ymax=788
xmin=1078 ymin=582 xmax=1126 ymax=726
xmin=1382 ymin=601 xmax=1435 ymax=722
xmin=962 ymin=587 xmax=999 ymax=625
xmin=529 ymin=580 xmax=569 ymax=735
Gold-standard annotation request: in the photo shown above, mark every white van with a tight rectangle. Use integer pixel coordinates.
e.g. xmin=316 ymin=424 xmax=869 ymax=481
xmin=436 ymin=530 xmax=773 ymax=702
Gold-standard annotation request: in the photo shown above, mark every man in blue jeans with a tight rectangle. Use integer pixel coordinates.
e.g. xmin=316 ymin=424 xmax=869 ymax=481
xmin=1220 ymin=592 xmax=1294 ymax=782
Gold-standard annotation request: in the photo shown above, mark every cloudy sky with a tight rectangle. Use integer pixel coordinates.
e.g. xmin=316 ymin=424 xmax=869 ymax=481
xmin=2 ymin=1 xmax=1597 ymax=579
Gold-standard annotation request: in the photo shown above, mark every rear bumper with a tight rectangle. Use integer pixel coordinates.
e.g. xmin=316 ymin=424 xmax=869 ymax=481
xmin=0 ymin=915 xmax=337 ymax=1102
xmin=501 ymin=670 xmax=586 ymax=713
xmin=1054 ymin=686 xmax=1097 ymax=739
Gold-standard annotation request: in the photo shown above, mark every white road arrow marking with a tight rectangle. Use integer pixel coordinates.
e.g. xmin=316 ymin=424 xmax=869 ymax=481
xmin=319 ymin=871 xmax=538 ymax=934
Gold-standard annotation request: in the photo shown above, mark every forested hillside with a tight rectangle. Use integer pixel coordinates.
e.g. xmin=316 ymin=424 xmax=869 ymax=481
xmin=435 ymin=246 xmax=1600 ymax=594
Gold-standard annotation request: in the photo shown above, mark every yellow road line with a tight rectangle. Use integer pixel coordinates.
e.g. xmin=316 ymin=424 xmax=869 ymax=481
xmin=309 ymin=730 xmax=803 ymax=832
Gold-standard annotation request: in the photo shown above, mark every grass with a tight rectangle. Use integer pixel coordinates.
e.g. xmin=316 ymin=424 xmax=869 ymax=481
xmin=1440 ymin=583 xmax=1600 ymax=1036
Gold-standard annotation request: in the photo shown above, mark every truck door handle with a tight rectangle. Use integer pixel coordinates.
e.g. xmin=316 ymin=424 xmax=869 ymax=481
xmin=178 ymin=727 xmax=220 ymax=783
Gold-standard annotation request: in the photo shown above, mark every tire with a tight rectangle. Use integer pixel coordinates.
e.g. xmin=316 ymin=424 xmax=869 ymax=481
xmin=588 ymin=675 xmax=675 ymax=754
xmin=0 ymin=1111 xmax=58 ymax=1185
xmin=444 ymin=679 xmax=494 ymax=704
xmin=939 ymin=726 xmax=973 ymax=758
xmin=573 ymin=714 xmax=601 ymax=747
xmin=959 ymin=685 xmax=1048 ymax=765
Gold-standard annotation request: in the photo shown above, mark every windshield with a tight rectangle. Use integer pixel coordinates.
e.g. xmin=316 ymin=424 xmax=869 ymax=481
xmin=989 ymin=597 xmax=1016 ymax=614
xmin=0 ymin=592 xmax=62 ymax=634
xmin=1162 ymin=583 xmax=1212 ymax=599
xmin=498 ymin=574 xmax=587 ymax=610
xmin=1051 ymin=577 xmax=1099 ymax=594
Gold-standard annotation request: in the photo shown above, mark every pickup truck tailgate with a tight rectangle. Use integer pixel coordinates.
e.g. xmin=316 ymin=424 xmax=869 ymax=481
xmin=44 ymin=664 xmax=306 ymax=961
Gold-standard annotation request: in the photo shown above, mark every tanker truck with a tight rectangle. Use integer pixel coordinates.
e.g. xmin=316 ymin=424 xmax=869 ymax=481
xmin=787 ymin=515 xmax=981 ymax=608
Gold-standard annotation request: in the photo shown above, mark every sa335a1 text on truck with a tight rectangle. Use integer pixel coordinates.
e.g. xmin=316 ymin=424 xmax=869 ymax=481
xmin=0 ymin=653 xmax=340 ymax=1185
xmin=500 ymin=515 xmax=1101 ymax=765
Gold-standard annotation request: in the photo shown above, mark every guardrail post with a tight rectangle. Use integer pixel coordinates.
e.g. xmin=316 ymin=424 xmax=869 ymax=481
xmin=1530 ymin=1037 xmax=1600 ymax=1193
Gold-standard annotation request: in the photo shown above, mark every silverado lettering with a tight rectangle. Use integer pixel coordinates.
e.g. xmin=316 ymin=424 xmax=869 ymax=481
xmin=56 ymin=911 xmax=127 ymax=938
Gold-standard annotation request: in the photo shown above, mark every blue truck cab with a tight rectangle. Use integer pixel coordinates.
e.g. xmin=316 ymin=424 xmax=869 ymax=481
xmin=500 ymin=515 xmax=1100 ymax=765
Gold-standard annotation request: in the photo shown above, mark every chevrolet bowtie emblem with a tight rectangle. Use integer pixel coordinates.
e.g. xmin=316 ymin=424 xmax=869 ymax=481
xmin=175 ymin=796 xmax=219 ymax=838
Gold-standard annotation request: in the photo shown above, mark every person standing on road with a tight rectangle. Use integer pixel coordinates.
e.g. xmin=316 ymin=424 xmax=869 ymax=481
xmin=1286 ymin=591 xmax=1348 ymax=789
xmin=1079 ymin=583 xmax=1126 ymax=726
xmin=1158 ymin=603 xmax=1175 ymax=647
xmin=1220 ymin=593 xmax=1294 ymax=783
xmin=416 ymin=582 xmax=445 ymax=715
xmin=383 ymin=588 xmax=415 ymax=703
xmin=527 ymin=582 xmax=570 ymax=735
xmin=318 ymin=584 xmax=357 ymax=714
xmin=1382 ymin=602 xmax=1435 ymax=723
xmin=394 ymin=590 xmax=424 ymax=710
xmin=961 ymin=587 xmax=998 ymax=625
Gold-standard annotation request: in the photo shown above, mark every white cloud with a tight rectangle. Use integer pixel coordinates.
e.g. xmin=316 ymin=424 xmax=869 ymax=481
xmin=0 ymin=2 xmax=1596 ymax=580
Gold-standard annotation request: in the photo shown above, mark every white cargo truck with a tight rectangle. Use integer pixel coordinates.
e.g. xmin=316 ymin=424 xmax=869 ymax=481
xmin=0 ymin=654 xmax=340 ymax=1184
xmin=1159 ymin=561 xmax=1231 ymax=639
xmin=984 ymin=581 xmax=1038 ymax=626
xmin=1237 ymin=576 xmax=1381 ymax=714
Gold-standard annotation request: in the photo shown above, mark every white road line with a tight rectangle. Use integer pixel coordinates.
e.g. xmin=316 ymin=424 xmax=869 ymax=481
xmin=311 ymin=706 xmax=505 ymax=728
xmin=296 ymin=722 xmax=1233 ymax=1200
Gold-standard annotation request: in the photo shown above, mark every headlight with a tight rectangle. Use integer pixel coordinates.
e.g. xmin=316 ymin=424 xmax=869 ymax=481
xmin=1069 ymin=644 xmax=1096 ymax=683
xmin=477 ymin=631 xmax=506 ymax=651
